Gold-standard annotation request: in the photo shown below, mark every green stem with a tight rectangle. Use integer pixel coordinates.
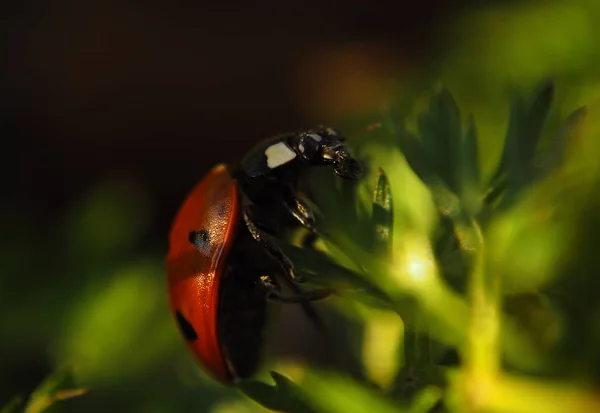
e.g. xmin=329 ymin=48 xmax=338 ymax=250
xmin=460 ymin=218 xmax=502 ymax=410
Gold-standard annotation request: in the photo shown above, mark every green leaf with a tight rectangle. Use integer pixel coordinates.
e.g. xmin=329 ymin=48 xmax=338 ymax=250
xmin=409 ymin=386 xmax=444 ymax=413
xmin=403 ymin=330 xmax=431 ymax=368
xmin=418 ymin=88 xmax=463 ymax=192
xmin=308 ymin=168 xmax=371 ymax=251
xmin=398 ymin=328 xmax=450 ymax=392
xmin=23 ymin=369 xmax=87 ymax=413
xmin=1 ymin=397 xmax=23 ymax=413
xmin=537 ymin=106 xmax=587 ymax=178
xmin=341 ymin=176 xmax=371 ymax=235
xmin=517 ymin=80 xmax=555 ymax=177
xmin=238 ymin=372 xmax=316 ymax=413
xmin=488 ymin=92 xmax=524 ymax=191
xmin=492 ymin=80 xmax=555 ymax=209
xmin=396 ymin=131 xmax=435 ymax=185
xmin=371 ymin=168 xmax=394 ymax=254
xmin=275 ymin=239 xmax=391 ymax=305
xmin=295 ymin=370 xmax=406 ymax=413
xmin=459 ymin=114 xmax=480 ymax=215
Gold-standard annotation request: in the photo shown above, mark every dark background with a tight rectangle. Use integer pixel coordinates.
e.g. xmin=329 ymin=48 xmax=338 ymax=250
xmin=1 ymin=1 xmax=509 ymax=411
xmin=4 ymin=0 xmax=487 ymax=239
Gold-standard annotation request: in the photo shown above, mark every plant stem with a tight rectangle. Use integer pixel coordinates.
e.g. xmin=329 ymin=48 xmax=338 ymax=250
xmin=462 ymin=219 xmax=501 ymax=410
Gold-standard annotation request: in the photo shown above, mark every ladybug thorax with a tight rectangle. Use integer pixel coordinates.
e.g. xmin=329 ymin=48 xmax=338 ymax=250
xmin=264 ymin=141 xmax=297 ymax=169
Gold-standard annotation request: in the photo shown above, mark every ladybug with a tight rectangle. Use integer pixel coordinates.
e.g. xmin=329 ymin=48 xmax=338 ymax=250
xmin=166 ymin=125 xmax=361 ymax=383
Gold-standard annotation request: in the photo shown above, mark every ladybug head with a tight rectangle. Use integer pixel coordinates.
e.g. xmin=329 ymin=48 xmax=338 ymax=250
xmin=295 ymin=126 xmax=362 ymax=180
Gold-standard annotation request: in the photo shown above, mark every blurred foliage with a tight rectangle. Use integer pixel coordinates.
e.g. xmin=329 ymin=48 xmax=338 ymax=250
xmin=247 ymin=78 xmax=600 ymax=412
xmin=4 ymin=0 xmax=600 ymax=412
xmin=0 ymin=176 xmax=244 ymax=412
xmin=1 ymin=369 xmax=86 ymax=413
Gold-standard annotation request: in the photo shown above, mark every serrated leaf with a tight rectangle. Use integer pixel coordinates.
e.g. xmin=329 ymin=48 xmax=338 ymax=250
xmin=238 ymin=372 xmax=316 ymax=413
xmin=537 ymin=106 xmax=587 ymax=178
xmin=340 ymin=177 xmax=371 ymax=238
xmin=486 ymin=92 xmax=525 ymax=207
xmin=428 ymin=179 xmax=478 ymax=250
xmin=483 ymin=173 xmax=507 ymax=207
xmin=372 ymin=168 xmax=394 ymax=254
xmin=23 ymin=369 xmax=87 ymax=413
xmin=308 ymin=169 xmax=370 ymax=248
xmin=458 ymin=115 xmax=480 ymax=215
xmin=418 ymin=89 xmax=463 ymax=192
xmin=520 ymin=80 xmax=555 ymax=166
xmin=396 ymin=131 xmax=435 ymax=184
xmin=494 ymin=80 xmax=555 ymax=209
xmin=238 ymin=379 xmax=287 ymax=411
xmin=1 ymin=396 xmax=22 ymax=413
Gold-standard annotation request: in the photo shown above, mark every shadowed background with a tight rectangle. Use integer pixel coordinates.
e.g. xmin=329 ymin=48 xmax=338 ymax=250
xmin=1 ymin=1 xmax=522 ymax=412
xmin=5 ymin=0 xmax=489 ymax=233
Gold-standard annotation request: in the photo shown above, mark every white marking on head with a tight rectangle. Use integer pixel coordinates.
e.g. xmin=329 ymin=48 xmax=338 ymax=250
xmin=308 ymin=133 xmax=322 ymax=142
xmin=325 ymin=128 xmax=338 ymax=136
xmin=265 ymin=142 xmax=297 ymax=169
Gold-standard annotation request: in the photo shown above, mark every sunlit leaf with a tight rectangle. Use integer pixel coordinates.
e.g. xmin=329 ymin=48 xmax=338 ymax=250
xmin=357 ymin=142 xmax=437 ymax=241
xmin=294 ymin=370 xmax=406 ymax=413
xmin=487 ymin=177 xmax=576 ymax=293
xmin=371 ymin=168 xmax=393 ymax=254
xmin=23 ymin=369 xmax=87 ymax=413
xmin=362 ymin=310 xmax=403 ymax=389
xmin=408 ymin=386 xmax=443 ymax=413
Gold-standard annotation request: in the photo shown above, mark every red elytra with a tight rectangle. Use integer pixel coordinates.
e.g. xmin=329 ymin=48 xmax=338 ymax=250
xmin=166 ymin=126 xmax=363 ymax=384
xmin=166 ymin=163 xmax=240 ymax=383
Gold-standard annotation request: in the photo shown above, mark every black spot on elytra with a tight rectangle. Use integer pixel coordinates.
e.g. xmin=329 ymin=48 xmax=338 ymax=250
xmin=175 ymin=311 xmax=198 ymax=341
xmin=189 ymin=229 xmax=210 ymax=248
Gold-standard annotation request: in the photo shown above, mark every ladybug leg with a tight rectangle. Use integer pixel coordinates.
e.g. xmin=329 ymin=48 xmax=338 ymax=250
xmin=281 ymin=187 xmax=315 ymax=231
xmin=242 ymin=206 xmax=304 ymax=283
xmin=258 ymin=275 xmax=332 ymax=303
xmin=279 ymin=274 xmax=327 ymax=331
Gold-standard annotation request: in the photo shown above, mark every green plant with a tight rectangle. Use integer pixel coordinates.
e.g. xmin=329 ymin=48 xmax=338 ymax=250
xmin=235 ymin=79 xmax=600 ymax=413
xmin=1 ymin=369 xmax=86 ymax=413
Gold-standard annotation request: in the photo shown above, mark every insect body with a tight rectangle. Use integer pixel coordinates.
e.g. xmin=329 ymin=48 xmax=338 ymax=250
xmin=166 ymin=126 xmax=361 ymax=383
